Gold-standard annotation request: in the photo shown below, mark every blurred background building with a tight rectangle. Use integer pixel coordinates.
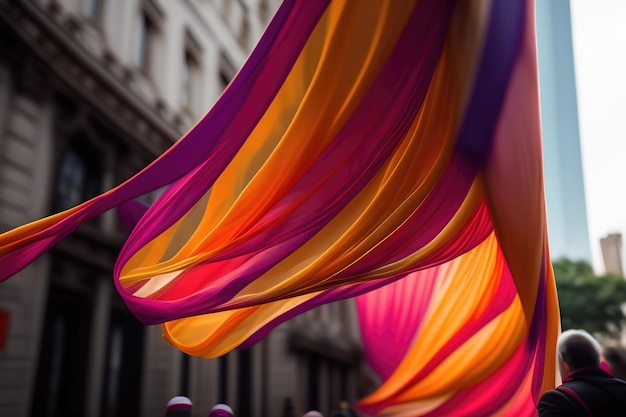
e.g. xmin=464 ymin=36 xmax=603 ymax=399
xmin=535 ymin=0 xmax=592 ymax=263
xmin=0 ymin=1 xmax=365 ymax=416
xmin=600 ymin=233 xmax=624 ymax=278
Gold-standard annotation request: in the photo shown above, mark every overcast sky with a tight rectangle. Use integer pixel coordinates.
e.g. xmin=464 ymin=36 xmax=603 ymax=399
xmin=570 ymin=0 xmax=626 ymax=273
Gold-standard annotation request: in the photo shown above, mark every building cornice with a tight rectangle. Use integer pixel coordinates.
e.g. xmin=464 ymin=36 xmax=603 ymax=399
xmin=0 ymin=0 xmax=180 ymax=158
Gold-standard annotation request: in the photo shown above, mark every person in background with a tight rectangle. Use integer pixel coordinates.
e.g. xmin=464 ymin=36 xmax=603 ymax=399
xmin=282 ymin=397 xmax=296 ymax=417
xmin=339 ymin=400 xmax=358 ymax=417
xmin=329 ymin=400 xmax=359 ymax=417
xmin=603 ymin=345 xmax=626 ymax=380
xmin=165 ymin=396 xmax=193 ymax=417
xmin=301 ymin=411 xmax=324 ymax=417
xmin=209 ymin=403 xmax=234 ymax=417
xmin=537 ymin=329 xmax=626 ymax=416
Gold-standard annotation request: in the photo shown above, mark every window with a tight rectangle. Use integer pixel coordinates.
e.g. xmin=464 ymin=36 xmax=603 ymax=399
xmin=136 ymin=0 xmax=164 ymax=76
xmin=219 ymin=53 xmax=235 ymax=92
xmin=218 ymin=353 xmax=230 ymax=404
xmin=84 ymin=0 xmax=103 ymax=21
xmin=103 ymin=325 xmax=123 ymax=414
xmin=237 ymin=349 xmax=252 ymax=417
xmin=31 ymin=285 xmax=93 ymax=417
xmin=307 ymin=353 xmax=320 ymax=411
xmin=100 ymin=309 xmax=145 ymax=417
xmin=219 ymin=70 xmax=231 ymax=92
xmin=136 ymin=13 xmax=154 ymax=72
xmin=54 ymin=143 xmax=103 ymax=212
xmin=239 ymin=17 xmax=250 ymax=48
xmin=181 ymin=51 xmax=192 ymax=107
xmin=259 ymin=0 xmax=272 ymax=23
xmin=181 ymin=31 xmax=202 ymax=112
xmin=179 ymin=353 xmax=190 ymax=396
xmin=181 ymin=51 xmax=199 ymax=109
xmin=55 ymin=149 xmax=85 ymax=210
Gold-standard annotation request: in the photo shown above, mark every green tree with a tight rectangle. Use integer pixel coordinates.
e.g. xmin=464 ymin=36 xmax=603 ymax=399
xmin=553 ymin=257 xmax=626 ymax=341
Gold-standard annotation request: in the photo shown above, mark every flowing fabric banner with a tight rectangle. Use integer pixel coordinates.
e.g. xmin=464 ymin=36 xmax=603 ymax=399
xmin=0 ymin=0 xmax=559 ymax=415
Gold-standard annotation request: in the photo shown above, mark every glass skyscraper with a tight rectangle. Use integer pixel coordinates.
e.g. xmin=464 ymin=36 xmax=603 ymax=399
xmin=535 ymin=0 xmax=592 ymax=262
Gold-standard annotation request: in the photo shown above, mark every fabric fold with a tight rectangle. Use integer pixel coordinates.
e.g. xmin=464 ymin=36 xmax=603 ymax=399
xmin=0 ymin=1 xmax=559 ymax=415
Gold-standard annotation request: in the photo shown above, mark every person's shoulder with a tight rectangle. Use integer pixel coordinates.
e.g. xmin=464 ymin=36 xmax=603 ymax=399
xmin=577 ymin=369 xmax=626 ymax=391
xmin=605 ymin=375 xmax=626 ymax=395
xmin=537 ymin=388 xmax=579 ymax=417
xmin=538 ymin=388 xmax=567 ymax=404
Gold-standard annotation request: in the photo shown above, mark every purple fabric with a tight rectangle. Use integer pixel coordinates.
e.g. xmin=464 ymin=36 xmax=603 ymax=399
xmin=115 ymin=0 xmax=458 ymax=324
xmin=117 ymin=200 xmax=149 ymax=231
xmin=453 ymin=0 xmax=527 ymax=167
xmin=334 ymin=157 xmax=474 ymax=279
xmin=239 ymin=191 xmax=493 ymax=349
xmin=530 ymin=252 xmax=549 ymax=399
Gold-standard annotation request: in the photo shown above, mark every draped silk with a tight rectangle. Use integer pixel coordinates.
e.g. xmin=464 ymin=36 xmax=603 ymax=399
xmin=0 ymin=1 xmax=559 ymax=415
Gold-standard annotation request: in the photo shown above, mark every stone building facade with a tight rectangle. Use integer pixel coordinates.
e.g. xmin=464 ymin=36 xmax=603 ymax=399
xmin=0 ymin=1 xmax=365 ymax=416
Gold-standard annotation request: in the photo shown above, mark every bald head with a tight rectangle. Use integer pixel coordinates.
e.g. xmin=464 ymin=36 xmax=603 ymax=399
xmin=558 ymin=329 xmax=602 ymax=371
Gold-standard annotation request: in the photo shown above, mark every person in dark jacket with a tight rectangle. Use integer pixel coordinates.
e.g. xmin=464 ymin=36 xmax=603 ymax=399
xmin=537 ymin=329 xmax=626 ymax=416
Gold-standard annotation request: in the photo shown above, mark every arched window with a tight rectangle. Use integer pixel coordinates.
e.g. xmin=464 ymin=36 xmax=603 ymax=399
xmin=54 ymin=142 xmax=103 ymax=212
